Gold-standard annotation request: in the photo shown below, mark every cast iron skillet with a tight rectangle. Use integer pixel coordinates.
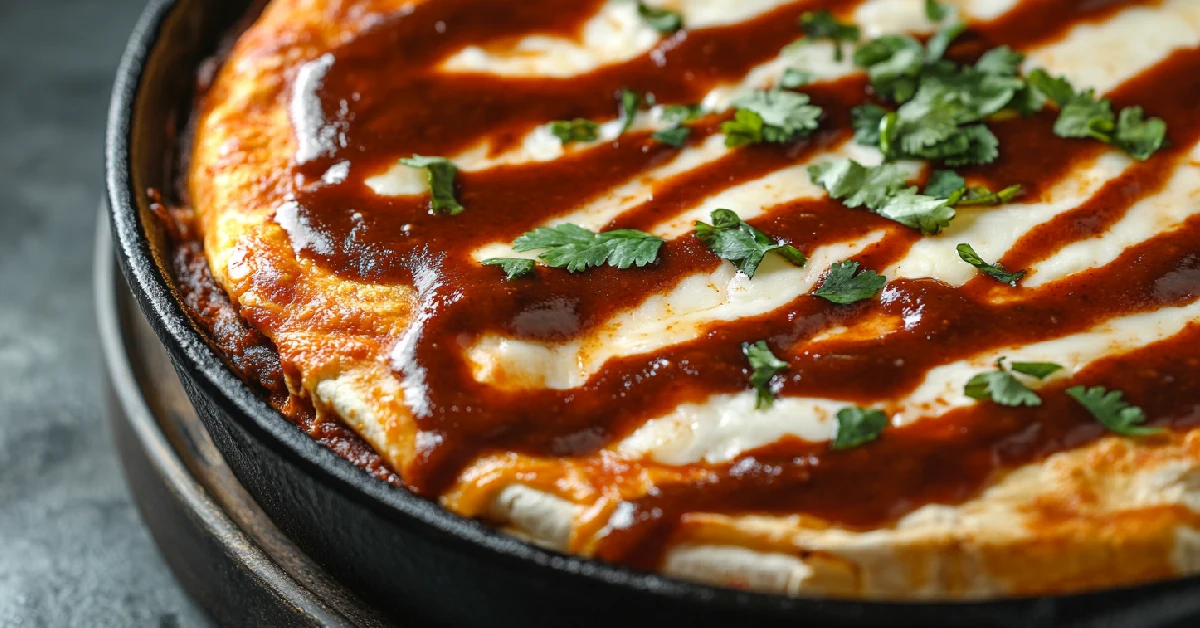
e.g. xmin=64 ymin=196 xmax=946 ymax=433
xmin=105 ymin=0 xmax=1200 ymax=625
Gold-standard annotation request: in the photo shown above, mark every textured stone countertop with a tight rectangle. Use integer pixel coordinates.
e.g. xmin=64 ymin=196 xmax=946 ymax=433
xmin=0 ymin=1 xmax=209 ymax=625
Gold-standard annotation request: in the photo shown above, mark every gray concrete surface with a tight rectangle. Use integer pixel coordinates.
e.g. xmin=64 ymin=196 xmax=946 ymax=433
xmin=0 ymin=1 xmax=210 ymax=626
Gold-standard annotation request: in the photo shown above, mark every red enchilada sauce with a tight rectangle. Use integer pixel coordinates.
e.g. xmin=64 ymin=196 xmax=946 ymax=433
xmin=185 ymin=0 xmax=1200 ymax=566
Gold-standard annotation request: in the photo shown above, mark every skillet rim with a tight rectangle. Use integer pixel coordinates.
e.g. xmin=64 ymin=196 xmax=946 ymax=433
xmin=103 ymin=0 xmax=1200 ymax=622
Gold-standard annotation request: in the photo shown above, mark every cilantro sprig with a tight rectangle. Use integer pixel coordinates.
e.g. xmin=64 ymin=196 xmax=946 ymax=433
xmin=743 ymin=340 xmax=788 ymax=409
xmin=924 ymin=0 xmax=948 ymax=22
xmin=617 ymin=88 xmax=641 ymax=135
xmin=851 ymin=27 xmax=1024 ymax=165
xmin=809 ymin=160 xmax=958 ymax=235
xmin=694 ymin=209 xmax=806 ymax=278
xmin=1026 ymin=70 xmax=1166 ymax=161
xmin=482 ymin=258 xmax=535 ymax=280
xmin=956 ymin=243 xmax=1026 ymax=286
xmin=965 ymin=357 xmax=1062 ymax=407
xmin=813 ymin=260 xmax=886 ymax=304
xmin=1067 ymin=385 xmax=1161 ymax=436
xmin=798 ymin=10 xmax=860 ymax=62
xmin=399 ymin=155 xmax=463 ymax=215
xmin=549 ymin=118 xmax=599 ymax=144
xmin=721 ymin=90 xmax=823 ymax=147
xmin=637 ymin=1 xmax=683 ymax=33
xmin=833 ymin=406 xmax=888 ymax=449
xmin=513 ymin=224 xmax=663 ymax=272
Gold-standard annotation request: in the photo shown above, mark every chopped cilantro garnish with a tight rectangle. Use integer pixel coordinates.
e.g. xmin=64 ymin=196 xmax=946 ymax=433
xmin=813 ymin=260 xmax=886 ymax=304
xmin=851 ymin=27 xmax=1036 ymax=165
xmin=975 ymin=46 xmax=1023 ymax=77
xmin=1025 ymin=68 xmax=1074 ymax=108
xmin=1066 ymin=385 xmax=1162 ymax=436
xmin=660 ymin=103 xmax=704 ymax=124
xmin=617 ymin=88 xmax=641 ymax=135
xmin=1033 ymin=72 xmax=1167 ymax=161
xmin=1115 ymin=106 xmax=1168 ymax=161
xmin=652 ymin=126 xmax=691 ymax=146
xmin=780 ymin=68 xmax=812 ymax=89
xmin=850 ymin=103 xmax=887 ymax=145
xmin=808 ymin=159 xmax=958 ymax=235
xmin=923 ymin=170 xmax=966 ymax=198
xmin=549 ymin=118 xmax=599 ymax=144
xmin=721 ymin=90 xmax=823 ymax=146
xmin=399 ymin=155 xmax=463 ymax=215
xmin=743 ymin=340 xmax=788 ymax=409
xmin=799 ymin=10 xmax=860 ymax=62
xmin=833 ymin=406 xmax=888 ymax=449
xmin=513 ymin=224 xmax=663 ymax=272
xmin=1009 ymin=361 xmax=1063 ymax=379
xmin=637 ymin=2 xmax=683 ymax=33
xmin=694 ymin=209 xmax=806 ymax=278
xmin=924 ymin=0 xmax=949 ymax=22
xmin=481 ymin=257 xmax=535 ymax=280
xmin=956 ymin=243 xmax=1026 ymax=286
xmin=965 ymin=357 xmax=1060 ymax=407
xmin=923 ymin=170 xmax=1022 ymax=205
xmin=924 ymin=23 xmax=966 ymax=62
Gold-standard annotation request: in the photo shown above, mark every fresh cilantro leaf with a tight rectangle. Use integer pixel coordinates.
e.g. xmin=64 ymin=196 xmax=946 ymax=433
xmin=799 ymin=10 xmax=860 ymax=62
xmin=813 ymin=260 xmax=886 ymax=304
xmin=1009 ymin=361 xmax=1062 ymax=379
xmin=855 ymin=35 xmax=925 ymax=102
xmin=964 ymin=370 xmax=1041 ymax=407
xmin=513 ymin=224 xmax=663 ymax=272
xmin=637 ymin=2 xmax=683 ymax=33
xmin=877 ymin=75 xmax=1011 ymax=165
xmin=661 ymin=103 xmax=703 ymax=124
xmin=924 ymin=170 xmax=966 ymax=198
xmin=955 ymin=183 xmax=1023 ymax=205
xmin=780 ymin=68 xmax=812 ymax=89
xmin=808 ymin=159 xmax=957 ymax=235
xmin=652 ymin=126 xmax=690 ymax=146
xmin=549 ymin=118 xmax=599 ymax=144
xmin=924 ymin=0 xmax=948 ymax=22
xmin=481 ymin=257 xmax=534 ymax=280
xmin=694 ymin=209 xmax=806 ymax=278
xmin=964 ymin=357 xmax=1061 ymax=406
xmin=975 ymin=46 xmax=1023 ymax=76
xmin=1115 ymin=106 xmax=1167 ymax=161
xmin=743 ymin=340 xmax=788 ymax=409
xmin=399 ymin=155 xmax=463 ymax=215
xmin=721 ymin=109 xmax=765 ymax=147
xmin=925 ymin=23 xmax=966 ymax=62
xmin=617 ymin=88 xmax=640 ymax=135
xmin=956 ymin=243 xmax=1026 ymax=286
xmin=807 ymin=159 xmax=907 ymax=210
xmin=1054 ymin=90 xmax=1115 ymax=141
xmin=1066 ymin=385 xmax=1162 ymax=436
xmin=1025 ymin=68 xmax=1074 ymax=107
xmin=721 ymin=90 xmax=823 ymax=146
xmin=833 ymin=406 xmax=888 ymax=449
xmin=851 ymin=103 xmax=887 ymax=146
xmin=943 ymin=123 xmax=1000 ymax=166
xmin=875 ymin=189 xmax=958 ymax=234
xmin=1041 ymin=77 xmax=1167 ymax=160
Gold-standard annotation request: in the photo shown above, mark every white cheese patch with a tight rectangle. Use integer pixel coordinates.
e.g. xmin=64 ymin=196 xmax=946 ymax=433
xmin=1028 ymin=149 xmax=1200 ymax=287
xmin=442 ymin=1 xmax=659 ymax=77
xmin=1023 ymin=0 xmax=1200 ymax=94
